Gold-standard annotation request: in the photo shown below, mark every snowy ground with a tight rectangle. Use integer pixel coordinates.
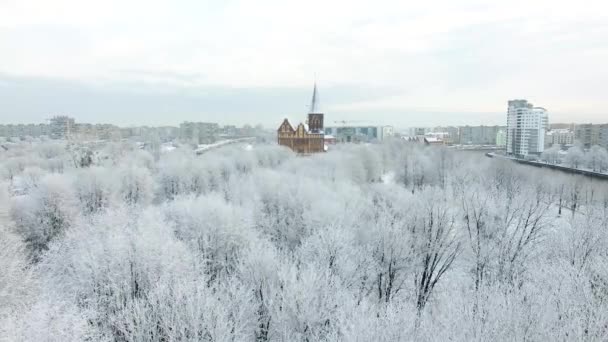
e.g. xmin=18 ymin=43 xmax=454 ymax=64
xmin=0 ymin=182 xmax=11 ymax=231
xmin=160 ymin=143 xmax=176 ymax=153
xmin=381 ymin=171 xmax=395 ymax=184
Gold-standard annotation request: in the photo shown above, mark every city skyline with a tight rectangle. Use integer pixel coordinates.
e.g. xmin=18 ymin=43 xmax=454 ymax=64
xmin=2 ymin=0 xmax=608 ymax=126
xmin=0 ymin=107 xmax=604 ymax=131
xmin=2 ymin=74 xmax=607 ymax=128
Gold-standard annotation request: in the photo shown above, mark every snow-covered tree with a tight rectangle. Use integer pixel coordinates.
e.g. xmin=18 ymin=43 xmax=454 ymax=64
xmin=2 ymin=139 xmax=608 ymax=340
xmin=10 ymin=174 xmax=77 ymax=261
xmin=541 ymin=144 xmax=561 ymax=164
xmin=565 ymin=146 xmax=585 ymax=168
xmin=0 ymin=224 xmax=35 ymax=326
xmin=117 ymin=165 xmax=155 ymax=206
xmin=72 ymin=167 xmax=116 ymax=215
xmin=586 ymin=145 xmax=608 ymax=172
xmin=162 ymin=194 xmax=255 ymax=280
xmin=411 ymin=189 xmax=461 ymax=313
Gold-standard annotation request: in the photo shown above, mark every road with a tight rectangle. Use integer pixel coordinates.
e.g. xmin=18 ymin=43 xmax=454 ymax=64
xmin=195 ymin=137 xmax=256 ymax=155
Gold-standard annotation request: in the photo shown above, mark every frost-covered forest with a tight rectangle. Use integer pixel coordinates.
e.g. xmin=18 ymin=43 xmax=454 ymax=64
xmin=541 ymin=144 xmax=608 ymax=172
xmin=1 ymin=139 xmax=608 ymax=341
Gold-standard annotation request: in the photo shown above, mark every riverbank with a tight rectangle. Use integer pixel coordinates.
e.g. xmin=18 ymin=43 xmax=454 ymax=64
xmin=486 ymin=153 xmax=608 ymax=180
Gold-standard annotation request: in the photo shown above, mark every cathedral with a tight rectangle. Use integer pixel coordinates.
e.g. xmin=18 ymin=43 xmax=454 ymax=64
xmin=277 ymin=84 xmax=326 ymax=154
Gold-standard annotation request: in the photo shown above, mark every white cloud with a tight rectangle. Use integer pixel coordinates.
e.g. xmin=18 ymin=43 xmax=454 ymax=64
xmin=1 ymin=0 xmax=608 ymax=123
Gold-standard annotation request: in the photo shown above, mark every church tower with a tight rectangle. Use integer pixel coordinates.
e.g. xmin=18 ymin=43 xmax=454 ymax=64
xmin=307 ymin=83 xmax=324 ymax=133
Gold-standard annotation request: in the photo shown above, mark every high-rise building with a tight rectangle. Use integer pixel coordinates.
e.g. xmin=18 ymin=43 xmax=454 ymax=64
xmin=575 ymin=124 xmax=601 ymax=148
xmin=599 ymin=124 xmax=608 ymax=149
xmin=94 ymin=123 xmax=121 ymax=141
xmin=506 ymin=100 xmax=548 ymax=158
xmin=496 ymin=129 xmax=507 ymax=147
xmin=220 ymin=125 xmax=240 ymax=138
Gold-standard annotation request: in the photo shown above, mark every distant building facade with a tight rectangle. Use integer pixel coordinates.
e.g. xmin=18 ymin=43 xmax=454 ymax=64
xmin=0 ymin=124 xmax=49 ymax=138
xmin=545 ymin=129 xmax=574 ymax=147
xmin=572 ymin=123 xmax=608 ymax=149
xmin=425 ymin=131 xmax=450 ymax=142
xmin=180 ymin=122 xmax=220 ymax=145
xmin=575 ymin=124 xmax=601 ymax=148
xmin=94 ymin=124 xmax=121 ymax=141
xmin=381 ymin=126 xmax=395 ymax=140
xmin=408 ymin=127 xmax=431 ymax=138
xmin=49 ymin=116 xmax=75 ymax=139
xmin=220 ymin=125 xmax=240 ymax=138
xmin=149 ymin=126 xmax=179 ymax=142
xmin=432 ymin=126 xmax=459 ymax=144
xmin=322 ymin=124 xmax=393 ymax=143
xmin=459 ymin=125 xmax=506 ymax=145
xmin=600 ymin=124 xmax=608 ymax=148
xmin=550 ymin=123 xmax=576 ymax=131
xmin=324 ymin=125 xmax=391 ymax=143
xmin=496 ymin=129 xmax=507 ymax=147
xmin=506 ymin=99 xmax=548 ymax=157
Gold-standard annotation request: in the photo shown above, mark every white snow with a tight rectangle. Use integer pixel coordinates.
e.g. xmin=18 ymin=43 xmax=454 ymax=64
xmin=161 ymin=144 xmax=176 ymax=152
xmin=195 ymin=138 xmax=256 ymax=154
xmin=381 ymin=171 xmax=395 ymax=184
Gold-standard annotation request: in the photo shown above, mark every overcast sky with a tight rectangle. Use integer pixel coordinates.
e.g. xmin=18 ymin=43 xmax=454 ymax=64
xmin=1 ymin=0 xmax=607 ymax=128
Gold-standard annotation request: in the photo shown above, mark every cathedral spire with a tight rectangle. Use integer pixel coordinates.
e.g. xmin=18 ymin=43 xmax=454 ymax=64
xmin=309 ymin=83 xmax=319 ymax=113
